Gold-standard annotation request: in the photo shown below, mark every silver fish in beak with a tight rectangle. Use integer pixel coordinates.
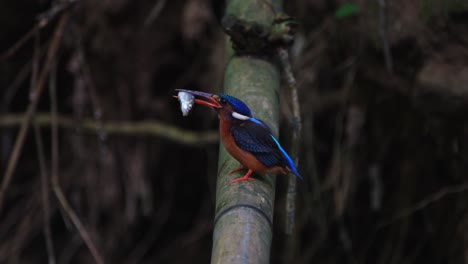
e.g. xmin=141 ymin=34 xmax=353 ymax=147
xmin=174 ymin=89 xmax=223 ymax=116
xmin=176 ymin=91 xmax=195 ymax=116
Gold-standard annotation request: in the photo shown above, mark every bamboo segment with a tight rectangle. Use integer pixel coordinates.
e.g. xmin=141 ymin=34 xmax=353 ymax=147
xmin=211 ymin=0 xmax=282 ymax=263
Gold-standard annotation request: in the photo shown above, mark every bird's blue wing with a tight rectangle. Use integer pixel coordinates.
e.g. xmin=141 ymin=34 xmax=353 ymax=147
xmin=230 ymin=119 xmax=283 ymax=167
xmin=231 ymin=118 xmax=303 ymax=179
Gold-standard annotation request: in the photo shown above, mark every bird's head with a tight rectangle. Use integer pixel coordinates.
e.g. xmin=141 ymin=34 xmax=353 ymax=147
xmin=175 ymin=89 xmax=253 ymax=121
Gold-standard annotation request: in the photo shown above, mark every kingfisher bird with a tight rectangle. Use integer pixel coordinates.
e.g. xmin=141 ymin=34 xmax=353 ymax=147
xmin=175 ymin=89 xmax=302 ymax=183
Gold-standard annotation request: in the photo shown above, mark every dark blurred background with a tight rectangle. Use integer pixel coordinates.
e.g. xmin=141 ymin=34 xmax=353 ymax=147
xmin=1 ymin=0 xmax=468 ymax=263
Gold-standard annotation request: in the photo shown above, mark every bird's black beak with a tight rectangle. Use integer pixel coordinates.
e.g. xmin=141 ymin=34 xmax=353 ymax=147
xmin=175 ymin=89 xmax=222 ymax=109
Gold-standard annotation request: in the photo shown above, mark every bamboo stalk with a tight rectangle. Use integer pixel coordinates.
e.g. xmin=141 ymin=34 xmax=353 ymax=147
xmin=211 ymin=1 xmax=282 ymax=263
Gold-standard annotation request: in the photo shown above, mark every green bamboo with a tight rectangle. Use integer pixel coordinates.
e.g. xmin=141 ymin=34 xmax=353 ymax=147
xmin=211 ymin=1 xmax=282 ymax=263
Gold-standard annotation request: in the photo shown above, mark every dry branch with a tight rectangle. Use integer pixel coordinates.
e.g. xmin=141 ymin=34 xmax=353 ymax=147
xmin=0 ymin=113 xmax=218 ymax=145
xmin=277 ymin=47 xmax=301 ymax=235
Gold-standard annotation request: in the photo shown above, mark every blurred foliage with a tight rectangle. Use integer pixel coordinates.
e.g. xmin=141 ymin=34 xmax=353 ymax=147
xmin=420 ymin=0 xmax=468 ymax=20
xmin=334 ymin=3 xmax=360 ymax=19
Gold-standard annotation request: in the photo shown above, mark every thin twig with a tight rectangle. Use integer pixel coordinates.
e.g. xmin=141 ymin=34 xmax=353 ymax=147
xmin=0 ymin=27 xmax=37 ymax=61
xmin=75 ymin=33 xmax=109 ymax=227
xmin=278 ymin=48 xmax=302 ymax=235
xmin=6 ymin=205 xmax=39 ymax=262
xmin=378 ymin=183 xmax=468 ymax=228
xmin=1 ymin=62 xmax=31 ymax=112
xmin=144 ymin=0 xmax=167 ymax=27
xmin=1 ymin=36 xmax=50 ymax=112
xmin=377 ymin=0 xmax=393 ymax=73
xmin=33 ymin=27 xmax=57 ymax=264
xmin=0 ymin=0 xmax=77 ymax=61
xmin=0 ymin=14 xmax=69 ymax=212
xmin=49 ymin=61 xmax=105 ymax=264
xmin=0 ymin=113 xmax=219 ymax=145
xmin=78 ymin=42 xmax=111 ymax=226
xmin=53 ymin=187 xmax=106 ymax=264
xmin=327 ymin=57 xmax=357 ymax=218
xmin=36 ymin=0 xmax=79 ymax=28
xmin=34 ymin=120 xmax=56 ymax=264
xmin=126 ymin=175 xmax=175 ymax=263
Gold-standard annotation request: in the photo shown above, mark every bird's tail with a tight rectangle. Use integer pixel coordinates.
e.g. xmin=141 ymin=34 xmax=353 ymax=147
xmin=270 ymin=135 xmax=303 ymax=180
xmin=288 ymin=166 xmax=303 ymax=180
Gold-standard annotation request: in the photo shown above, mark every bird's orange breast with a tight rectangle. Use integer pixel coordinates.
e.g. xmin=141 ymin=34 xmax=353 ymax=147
xmin=218 ymin=112 xmax=288 ymax=175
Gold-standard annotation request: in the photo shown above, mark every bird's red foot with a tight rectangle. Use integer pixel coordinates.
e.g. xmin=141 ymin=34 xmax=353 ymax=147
xmin=228 ymin=166 xmax=246 ymax=174
xmin=229 ymin=169 xmax=254 ymax=184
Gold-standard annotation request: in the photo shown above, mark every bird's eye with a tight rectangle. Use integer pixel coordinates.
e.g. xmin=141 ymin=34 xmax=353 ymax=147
xmin=220 ymin=98 xmax=227 ymax=104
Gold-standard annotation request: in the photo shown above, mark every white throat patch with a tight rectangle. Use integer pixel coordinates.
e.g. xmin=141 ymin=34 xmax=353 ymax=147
xmin=232 ymin=112 xmax=250 ymax=120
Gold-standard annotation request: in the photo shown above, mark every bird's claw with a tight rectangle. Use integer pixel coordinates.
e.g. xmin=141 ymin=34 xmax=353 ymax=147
xmin=229 ymin=169 xmax=253 ymax=184
xmin=228 ymin=166 xmax=246 ymax=174
xmin=229 ymin=177 xmax=255 ymax=184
